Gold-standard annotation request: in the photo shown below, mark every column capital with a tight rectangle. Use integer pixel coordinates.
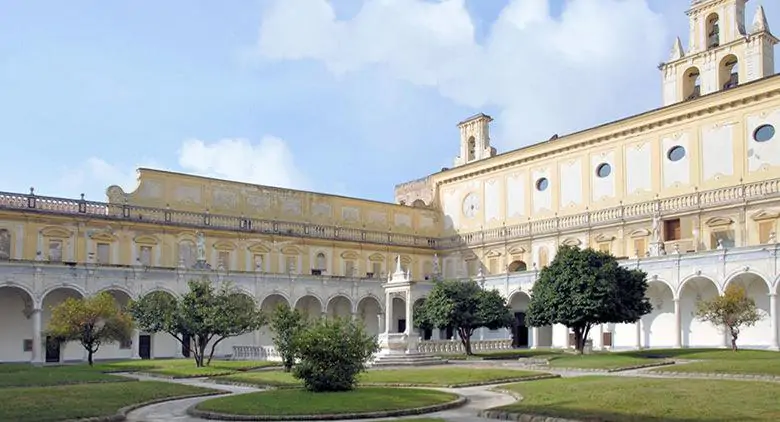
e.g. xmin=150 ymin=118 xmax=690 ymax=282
xmin=769 ymin=293 xmax=777 ymax=298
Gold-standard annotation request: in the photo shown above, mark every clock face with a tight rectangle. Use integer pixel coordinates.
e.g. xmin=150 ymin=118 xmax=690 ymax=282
xmin=462 ymin=193 xmax=480 ymax=218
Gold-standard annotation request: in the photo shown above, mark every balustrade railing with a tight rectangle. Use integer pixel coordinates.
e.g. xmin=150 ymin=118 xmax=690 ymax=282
xmin=416 ymin=339 xmax=513 ymax=354
xmin=2 ymin=177 xmax=779 ymax=251
xmin=231 ymin=345 xmax=281 ymax=361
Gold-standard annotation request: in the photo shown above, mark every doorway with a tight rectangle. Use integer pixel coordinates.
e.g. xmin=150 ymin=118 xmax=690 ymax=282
xmin=397 ymin=319 xmax=406 ymax=333
xmin=45 ymin=336 xmax=60 ymax=363
xmin=139 ymin=335 xmax=151 ymax=359
xmin=513 ymin=312 xmax=529 ymax=348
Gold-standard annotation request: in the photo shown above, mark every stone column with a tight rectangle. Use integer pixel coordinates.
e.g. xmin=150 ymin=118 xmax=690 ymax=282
xmin=635 ymin=320 xmax=642 ymax=350
xmin=530 ymin=327 xmax=539 ymax=349
xmin=674 ymin=299 xmax=682 ymax=348
xmin=384 ymin=292 xmax=393 ymax=334
xmin=131 ymin=329 xmax=140 ymax=359
xmin=770 ymin=293 xmax=779 ymax=350
xmin=377 ymin=313 xmax=385 ymax=335
xmin=31 ymin=308 xmax=42 ymax=365
xmin=405 ymin=291 xmax=413 ymax=336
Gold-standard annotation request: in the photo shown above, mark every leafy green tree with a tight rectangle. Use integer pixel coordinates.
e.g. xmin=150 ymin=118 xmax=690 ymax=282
xmin=46 ymin=292 xmax=134 ymax=366
xmin=527 ymin=245 xmax=652 ymax=354
xmin=129 ymin=278 xmax=266 ymax=367
xmin=696 ymin=284 xmax=762 ymax=351
xmin=292 ymin=317 xmax=379 ymax=392
xmin=269 ymin=303 xmax=308 ymax=372
xmin=414 ymin=279 xmax=513 ymax=355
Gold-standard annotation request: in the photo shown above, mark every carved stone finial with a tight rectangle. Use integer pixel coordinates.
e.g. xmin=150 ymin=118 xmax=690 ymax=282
xmin=752 ymin=5 xmax=770 ymax=33
xmin=669 ymin=36 xmax=684 ymax=60
xmin=29 ymin=187 xmax=35 ymax=195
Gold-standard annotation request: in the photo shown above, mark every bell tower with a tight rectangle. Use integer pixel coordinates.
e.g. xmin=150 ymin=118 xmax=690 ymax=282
xmin=659 ymin=1 xmax=777 ymax=106
xmin=454 ymin=113 xmax=496 ymax=168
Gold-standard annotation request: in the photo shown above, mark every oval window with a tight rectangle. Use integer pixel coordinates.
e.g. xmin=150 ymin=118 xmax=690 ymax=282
xmin=754 ymin=124 xmax=775 ymax=143
xmin=596 ymin=163 xmax=612 ymax=178
xmin=667 ymin=145 xmax=686 ymax=162
xmin=536 ymin=177 xmax=549 ymax=192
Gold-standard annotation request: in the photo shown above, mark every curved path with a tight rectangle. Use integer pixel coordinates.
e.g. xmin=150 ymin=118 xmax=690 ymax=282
xmin=121 ymin=373 xmax=516 ymax=422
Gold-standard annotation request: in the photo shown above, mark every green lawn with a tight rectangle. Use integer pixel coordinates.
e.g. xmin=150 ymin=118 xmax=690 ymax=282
xmin=195 ymin=387 xmax=458 ymax=416
xmin=0 ymin=364 xmax=130 ymax=388
xmin=631 ymin=348 xmax=780 ymax=376
xmin=93 ymin=358 xmax=280 ymax=377
xmin=214 ymin=367 xmax=548 ymax=388
xmin=546 ymin=353 xmax=667 ymax=370
xmin=494 ymin=376 xmax=780 ymax=421
xmin=0 ymin=380 xmax=218 ymax=422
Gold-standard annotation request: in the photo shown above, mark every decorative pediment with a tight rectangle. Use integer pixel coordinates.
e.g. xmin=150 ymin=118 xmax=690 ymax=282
xmin=400 ymin=254 xmax=412 ymax=265
xmin=750 ymin=210 xmax=780 ymax=221
xmin=176 ymin=231 xmax=198 ymax=242
xmin=247 ymin=242 xmax=270 ymax=254
xmin=134 ymin=234 xmax=160 ymax=245
xmin=561 ymin=237 xmax=582 ymax=246
xmin=340 ymin=250 xmax=360 ymax=260
xmin=90 ymin=232 xmax=117 ymax=242
xmin=507 ymin=245 xmax=526 ymax=256
xmin=629 ymin=228 xmax=651 ymax=238
xmin=213 ymin=240 xmax=236 ymax=251
xmin=368 ymin=253 xmax=385 ymax=262
xmin=462 ymin=251 xmax=478 ymax=261
xmin=705 ymin=216 xmax=734 ymax=227
xmin=485 ymin=249 xmax=502 ymax=258
xmin=595 ymin=233 xmax=616 ymax=242
xmin=40 ymin=226 xmax=72 ymax=238
xmin=281 ymin=245 xmax=301 ymax=255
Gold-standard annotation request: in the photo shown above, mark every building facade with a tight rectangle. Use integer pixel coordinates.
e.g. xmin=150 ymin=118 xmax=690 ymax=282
xmin=1 ymin=0 xmax=779 ymax=363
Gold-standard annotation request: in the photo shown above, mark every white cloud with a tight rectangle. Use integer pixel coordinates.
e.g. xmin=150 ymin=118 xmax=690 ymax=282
xmin=59 ymin=157 xmax=146 ymax=201
xmin=255 ymin=0 xmax=671 ymax=148
xmin=177 ymin=136 xmax=311 ymax=190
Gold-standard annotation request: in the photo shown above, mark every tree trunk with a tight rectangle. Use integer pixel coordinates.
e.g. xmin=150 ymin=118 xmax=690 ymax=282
xmin=207 ymin=337 xmax=226 ymax=366
xmin=458 ymin=328 xmax=474 ymax=355
xmin=197 ymin=336 xmax=209 ymax=367
xmin=730 ymin=328 xmax=739 ymax=351
xmin=88 ymin=348 xmax=94 ymax=366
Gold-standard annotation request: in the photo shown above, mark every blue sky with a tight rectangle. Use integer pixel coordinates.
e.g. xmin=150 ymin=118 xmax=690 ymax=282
xmin=0 ymin=0 xmax=777 ymax=203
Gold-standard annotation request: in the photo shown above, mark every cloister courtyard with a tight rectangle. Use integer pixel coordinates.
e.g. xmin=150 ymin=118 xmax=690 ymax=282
xmin=2 ymin=348 xmax=780 ymax=422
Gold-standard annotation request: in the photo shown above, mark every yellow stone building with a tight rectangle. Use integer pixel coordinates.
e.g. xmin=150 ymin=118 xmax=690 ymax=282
xmin=1 ymin=0 xmax=779 ymax=363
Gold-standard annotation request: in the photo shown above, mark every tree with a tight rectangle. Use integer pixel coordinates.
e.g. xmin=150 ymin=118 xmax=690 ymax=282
xmin=292 ymin=317 xmax=379 ymax=392
xmin=129 ymin=278 xmax=266 ymax=367
xmin=269 ymin=303 xmax=308 ymax=372
xmin=527 ymin=245 xmax=652 ymax=354
xmin=696 ymin=284 xmax=762 ymax=351
xmin=46 ymin=292 xmax=133 ymax=366
xmin=414 ymin=279 xmax=513 ymax=355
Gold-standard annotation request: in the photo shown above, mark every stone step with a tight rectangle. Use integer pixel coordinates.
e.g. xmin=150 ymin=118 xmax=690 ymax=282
xmin=370 ymin=353 xmax=448 ymax=367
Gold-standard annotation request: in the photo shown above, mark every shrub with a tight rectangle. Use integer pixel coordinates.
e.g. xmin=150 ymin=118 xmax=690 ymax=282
xmin=292 ymin=317 xmax=379 ymax=392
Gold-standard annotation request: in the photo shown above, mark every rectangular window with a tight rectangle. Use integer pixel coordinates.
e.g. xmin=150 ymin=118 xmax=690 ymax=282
xmin=23 ymin=339 xmax=33 ymax=352
xmin=633 ymin=238 xmax=646 ymax=257
xmin=119 ymin=338 xmax=132 ymax=350
xmin=467 ymin=260 xmax=478 ymax=277
xmin=344 ymin=260 xmax=355 ymax=277
xmin=96 ymin=243 xmax=110 ymax=265
xmin=602 ymin=332 xmax=613 ymax=347
xmin=48 ymin=240 xmax=63 ymax=262
xmin=372 ymin=262 xmax=382 ymax=278
xmin=598 ymin=242 xmax=611 ymax=253
xmin=711 ymin=230 xmax=736 ymax=249
xmin=218 ymin=251 xmax=230 ymax=269
xmin=664 ymin=218 xmax=681 ymax=241
xmin=488 ymin=258 xmax=498 ymax=274
xmin=759 ymin=221 xmax=775 ymax=244
xmin=139 ymin=246 xmax=152 ymax=266
xmin=253 ymin=254 xmax=265 ymax=272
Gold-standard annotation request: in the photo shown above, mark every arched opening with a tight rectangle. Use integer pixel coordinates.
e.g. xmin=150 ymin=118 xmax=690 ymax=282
xmin=509 ymin=292 xmax=531 ymax=348
xmin=641 ymin=281 xmax=676 ymax=348
xmin=258 ymin=294 xmax=290 ymax=346
xmin=356 ymin=296 xmax=382 ymax=337
xmin=679 ymin=276 xmax=721 ymax=347
xmin=217 ymin=291 xmax=258 ymax=357
xmin=467 ymin=136 xmax=476 ymax=161
xmin=507 ymin=260 xmax=527 ymax=272
xmin=706 ymin=13 xmax=720 ymax=49
xmin=0 ymin=285 xmax=35 ymax=362
xmin=411 ymin=199 xmax=427 ymax=208
xmin=326 ymin=295 xmax=352 ymax=319
xmin=724 ymin=273 xmax=772 ymax=348
xmin=138 ymin=290 xmax=180 ymax=359
xmin=95 ymin=289 xmax=134 ymax=360
xmin=41 ymin=287 xmax=85 ymax=363
xmin=294 ymin=295 xmax=323 ymax=319
xmin=391 ymin=296 xmax=406 ymax=333
xmin=683 ymin=67 xmax=702 ymax=101
xmin=719 ymin=54 xmax=739 ymax=90
xmin=413 ymin=298 xmax=429 ymax=339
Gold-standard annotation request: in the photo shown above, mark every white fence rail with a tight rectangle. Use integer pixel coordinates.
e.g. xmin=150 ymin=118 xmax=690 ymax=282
xmin=231 ymin=345 xmax=282 ymax=361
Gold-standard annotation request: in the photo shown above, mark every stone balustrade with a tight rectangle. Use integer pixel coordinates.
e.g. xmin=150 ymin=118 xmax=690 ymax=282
xmin=416 ymin=339 xmax=513 ymax=354
xmin=231 ymin=345 xmax=281 ymax=361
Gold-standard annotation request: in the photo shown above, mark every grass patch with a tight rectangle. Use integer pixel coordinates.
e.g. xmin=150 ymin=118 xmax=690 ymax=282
xmin=623 ymin=348 xmax=780 ymax=376
xmin=623 ymin=348 xmax=780 ymax=360
xmin=435 ymin=348 xmax=562 ymax=360
xmin=215 ymin=367 xmax=547 ymax=388
xmin=93 ymin=358 xmax=280 ymax=377
xmin=494 ymin=376 xmax=780 ymax=421
xmin=0 ymin=380 xmax=218 ymax=422
xmin=546 ymin=354 xmax=666 ymax=370
xmin=0 ymin=364 xmax=130 ymax=388
xmin=195 ymin=387 xmax=458 ymax=416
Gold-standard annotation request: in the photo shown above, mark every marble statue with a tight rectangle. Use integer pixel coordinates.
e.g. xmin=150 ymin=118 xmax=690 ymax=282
xmin=196 ymin=231 xmax=206 ymax=262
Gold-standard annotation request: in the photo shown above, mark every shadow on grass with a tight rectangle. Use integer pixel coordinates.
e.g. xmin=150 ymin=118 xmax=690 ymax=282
xmin=502 ymin=404 xmax=772 ymax=422
xmin=619 ymin=348 xmax=780 ymax=360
